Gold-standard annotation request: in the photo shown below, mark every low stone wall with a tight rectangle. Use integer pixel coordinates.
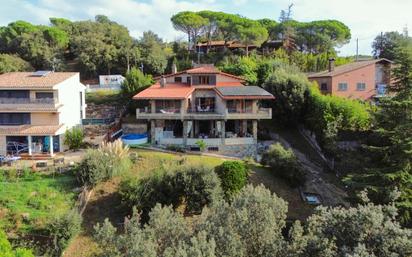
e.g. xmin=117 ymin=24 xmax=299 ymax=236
xmin=122 ymin=123 xmax=147 ymax=134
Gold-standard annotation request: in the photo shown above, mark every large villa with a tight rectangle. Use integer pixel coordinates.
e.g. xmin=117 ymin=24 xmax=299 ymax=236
xmin=133 ymin=65 xmax=274 ymax=150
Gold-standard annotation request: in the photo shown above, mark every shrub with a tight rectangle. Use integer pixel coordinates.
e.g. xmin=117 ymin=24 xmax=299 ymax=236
xmin=261 ymin=143 xmax=306 ymax=187
xmin=195 ymin=140 xmax=207 ymax=152
xmin=305 ymin=85 xmax=373 ymax=148
xmin=64 ymin=127 xmax=84 ymax=150
xmin=214 ymin=161 xmax=248 ymax=199
xmin=76 ymin=140 xmax=131 ymax=186
xmin=119 ymin=164 xmax=223 ymax=221
xmin=47 ymin=209 xmax=82 ymax=257
xmin=0 ymin=229 xmax=34 ymax=257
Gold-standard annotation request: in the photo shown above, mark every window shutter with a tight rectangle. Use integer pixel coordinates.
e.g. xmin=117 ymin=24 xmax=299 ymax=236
xmin=192 ymin=76 xmax=199 ymax=85
xmin=209 ymin=75 xmax=216 ymax=85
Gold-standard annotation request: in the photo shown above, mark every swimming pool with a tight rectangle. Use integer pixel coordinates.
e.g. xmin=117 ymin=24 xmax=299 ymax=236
xmin=121 ymin=133 xmax=148 ymax=146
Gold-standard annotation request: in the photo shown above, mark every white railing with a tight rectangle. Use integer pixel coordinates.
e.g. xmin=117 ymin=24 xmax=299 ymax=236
xmin=225 ymin=137 xmax=255 ymax=145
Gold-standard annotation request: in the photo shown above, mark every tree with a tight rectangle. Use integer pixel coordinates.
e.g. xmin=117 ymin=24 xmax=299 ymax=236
xmin=237 ymin=19 xmax=268 ymax=56
xmin=262 ymin=64 xmax=309 ymax=124
xmin=372 ymin=31 xmax=406 ymax=60
xmin=294 ymin=194 xmax=412 ymax=257
xmin=171 ymin=11 xmax=208 ymax=50
xmin=0 ymin=54 xmax=33 ymax=73
xmin=345 ymin=40 xmax=412 ymax=226
xmin=0 ymin=230 xmax=34 ymax=257
xmin=121 ymin=67 xmax=153 ymax=99
xmin=138 ymin=31 xmax=169 ymax=75
xmin=214 ymin=161 xmax=248 ymax=199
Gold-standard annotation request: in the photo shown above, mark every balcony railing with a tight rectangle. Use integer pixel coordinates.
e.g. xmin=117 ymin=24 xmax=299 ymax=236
xmin=227 ymin=108 xmax=253 ymax=113
xmin=0 ymin=97 xmax=57 ymax=105
xmin=156 ymin=108 xmax=180 ymax=114
xmin=187 ymin=105 xmax=216 ymax=113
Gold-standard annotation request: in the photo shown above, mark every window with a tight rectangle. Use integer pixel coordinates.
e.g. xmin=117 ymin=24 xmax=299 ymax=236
xmin=338 ymin=83 xmax=348 ymax=91
xmin=36 ymin=92 xmax=54 ymax=99
xmin=0 ymin=90 xmax=29 ymax=98
xmin=187 ymin=76 xmax=191 ymax=85
xmin=192 ymin=75 xmax=216 ymax=85
xmin=0 ymin=113 xmax=31 ymax=125
xmin=320 ymin=83 xmax=328 ymax=91
xmin=199 ymin=76 xmax=210 ymax=84
xmin=356 ymin=82 xmax=366 ymax=91
xmin=174 ymin=76 xmax=182 ymax=83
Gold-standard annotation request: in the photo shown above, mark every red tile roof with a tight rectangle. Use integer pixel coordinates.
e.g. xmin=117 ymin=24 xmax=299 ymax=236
xmin=0 ymin=124 xmax=64 ymax=135
xmin=133 ymin=83 xmax=194 ymax=100
xmin=308 ymin=58 xmax=393 ymax=78
xmin=0 ymin=72 xmax=78 ymax=89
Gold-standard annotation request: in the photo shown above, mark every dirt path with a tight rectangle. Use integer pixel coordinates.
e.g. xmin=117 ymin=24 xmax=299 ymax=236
xmin=267 ymin=128 xmax=348 ymax=207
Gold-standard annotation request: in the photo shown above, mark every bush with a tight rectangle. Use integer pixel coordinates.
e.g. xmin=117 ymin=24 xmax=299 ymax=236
xmin=305 ymin=85 xmax=373 ymax=148
xmin=76 ymin=140 xmax=131 ymax=186
xmin=64 ymin=127 xmax=84 ymax=150
xmin=119 ymin=164 xmax=223 ymax=221
xmin=0 ymin=229 xmax=34 ymax=257
xmin=261 ymin=143 xmax=306 ymax=187
xmin=214 ymin=161 xmax=248 ymax=199
xmin=48 ymin=209 xmax=82 ymax=257
xmin=195 ymin=140 xmax=207 ymax=152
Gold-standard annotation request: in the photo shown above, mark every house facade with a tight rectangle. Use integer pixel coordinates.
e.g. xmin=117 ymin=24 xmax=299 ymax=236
xmin=133 ymin=65 xmax=274 ymax=149
xmin=0 ymin=71 xmax=86 ymax=156
xmin=308 ymin=58 xmax=392 ymax=101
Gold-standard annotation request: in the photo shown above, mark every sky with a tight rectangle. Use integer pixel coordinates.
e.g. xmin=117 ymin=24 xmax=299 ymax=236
xmin=0 ymin=0 xmax=410 ymax=56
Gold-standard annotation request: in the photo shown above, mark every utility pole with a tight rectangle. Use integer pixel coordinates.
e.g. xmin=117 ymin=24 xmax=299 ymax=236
xmin=355 ymin=38 xmax=359 ymax=61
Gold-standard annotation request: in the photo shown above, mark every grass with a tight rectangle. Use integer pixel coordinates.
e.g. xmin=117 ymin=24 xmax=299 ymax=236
xmin=86 ymin=90 xmax=123 ymax=105
xmin=63 ymin=148 xmax=313 ymax=257
xmin=0 ymin=170 xmax=78 ymax=234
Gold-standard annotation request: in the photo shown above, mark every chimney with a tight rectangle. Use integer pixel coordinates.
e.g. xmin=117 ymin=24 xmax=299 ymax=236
xmin=160 ymin=75 xmax=166 ymax=88
xmin=172 ymin=63 xmax=177 ymax=74
xmin=328 ymin=58 xmax=335 ymax=72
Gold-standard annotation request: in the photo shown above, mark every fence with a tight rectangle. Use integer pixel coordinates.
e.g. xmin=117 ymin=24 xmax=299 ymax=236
xmin=82 ymin=117 xmax=115 ymax=125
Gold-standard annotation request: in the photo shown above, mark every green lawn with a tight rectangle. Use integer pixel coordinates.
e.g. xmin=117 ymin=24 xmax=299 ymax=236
xmin=0 ymin=171 xmax=78 ymax=234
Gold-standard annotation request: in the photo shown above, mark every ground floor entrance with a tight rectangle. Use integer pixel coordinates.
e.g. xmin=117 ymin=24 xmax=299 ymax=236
xmin=149 ymin=119 xmax=258 ymax=147
xmin=4 ymin=135 xmax=60 ymax=156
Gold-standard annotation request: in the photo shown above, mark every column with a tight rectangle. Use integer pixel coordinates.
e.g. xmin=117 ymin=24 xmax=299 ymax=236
xmin=150 ymin=120 xmax=156 ymax=144
xmin=242 ymin=120 xmax=247 ymax=136
xmin=151 ymin=100 xmax=156 ymax=113
xmin=27 ymin=136 xmax=32 ymax=156
xmin=252 ymin=120 xmax=258 ymax=143
xmin=183 ymin=120 xmax=188 ymax=146
xmin=49 ymin=135 xmax=54 ymax=156
xmin=221 ymin=121 xmax=225 ymax=145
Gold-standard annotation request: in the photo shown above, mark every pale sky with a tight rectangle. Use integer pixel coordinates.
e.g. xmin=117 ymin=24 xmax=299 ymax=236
xmin=0 ymin=0 xmax=410 ymax=56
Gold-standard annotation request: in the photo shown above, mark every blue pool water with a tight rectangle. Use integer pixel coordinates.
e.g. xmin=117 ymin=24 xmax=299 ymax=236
xmin=122 ymin=133 xmax=148 ymax=140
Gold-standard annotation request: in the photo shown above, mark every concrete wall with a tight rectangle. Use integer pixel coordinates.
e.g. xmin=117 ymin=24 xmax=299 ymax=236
xmin=331 ymin=64 xmax=376 ymax=100
xmin=31 ymin=113 xmax=59 ymax=125
xmin=310 ymin=77 xmax=332 ymax=94
xmin=56 ymin=74 xmax=86 ymax=129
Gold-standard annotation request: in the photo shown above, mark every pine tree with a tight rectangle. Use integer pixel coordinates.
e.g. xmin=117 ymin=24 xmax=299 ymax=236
xmin=346 ymin=38 xmax=412 ymax=226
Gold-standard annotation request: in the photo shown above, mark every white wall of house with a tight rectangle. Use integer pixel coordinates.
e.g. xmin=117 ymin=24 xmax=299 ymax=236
xmin=55 ymin=74 xmax=86 ymax=129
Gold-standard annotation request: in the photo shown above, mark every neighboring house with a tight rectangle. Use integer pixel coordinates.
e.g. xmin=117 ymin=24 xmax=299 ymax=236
xmin=133 ymin=65 xmax=274 ymax=149
xmin=195 ymin=41 xmax=258 ymax=54
xmin=0 ymin=71 xmax=86 ymax=157
xmin=308 ymin=58 xmax=393 ymax=101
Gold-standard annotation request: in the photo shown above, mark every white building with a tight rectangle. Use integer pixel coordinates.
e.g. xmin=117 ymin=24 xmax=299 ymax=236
xmin=0 ymin=71 xmax=86 ymax=157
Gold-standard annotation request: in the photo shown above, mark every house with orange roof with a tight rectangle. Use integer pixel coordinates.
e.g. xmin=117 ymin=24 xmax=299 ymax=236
xmin=308 ymin=58 xmax=393 ymax=101
xmin=0 ymin=71 xmax=86 ymax=157
xmin=133 ymin=65 xmax=274 ymax=149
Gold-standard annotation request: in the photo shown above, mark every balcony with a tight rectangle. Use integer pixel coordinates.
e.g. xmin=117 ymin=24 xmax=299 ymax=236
xmin=136 ymin=107 xmax=182 ymax=120
xmin=0 ymin=97 xmax=61 ymax=112
xmin=136 ymin=106 xmax=272 ymax=120
xmin=225 ymin=107 xmax=272 ymax=120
